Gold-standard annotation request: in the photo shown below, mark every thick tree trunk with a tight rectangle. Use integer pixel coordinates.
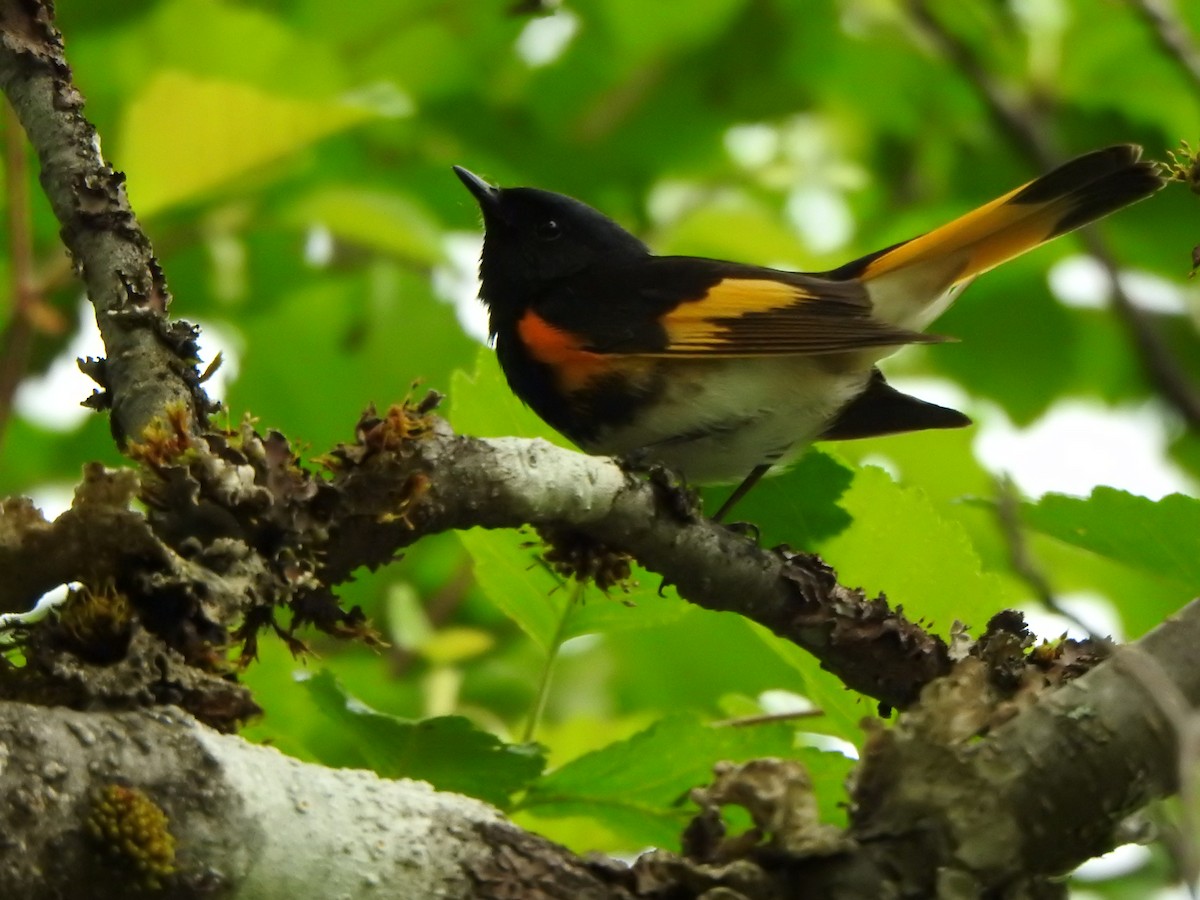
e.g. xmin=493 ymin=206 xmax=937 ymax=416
xmin=0 ymin=701 xmax=633 ymax=899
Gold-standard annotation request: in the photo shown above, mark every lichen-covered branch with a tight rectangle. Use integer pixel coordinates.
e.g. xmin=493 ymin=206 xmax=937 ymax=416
xmin=0 ymin=411 xmax=950 ymax=716
xmin=325 ymin=417 xmax=952 ymax=709
xmin=0 ymin=702 xmax=622 ymax=900
xmin=852 ymin=597 xmax=1200 ymax=892
xmin=1 ymin=600 xmax=1196 ymax=898
xmin=0 ymin=0 xmax=211 ymax=443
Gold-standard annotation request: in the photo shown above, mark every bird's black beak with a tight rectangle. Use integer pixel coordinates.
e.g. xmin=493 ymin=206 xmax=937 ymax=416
xmin=453 ymin=166 xmax=502 ymax=218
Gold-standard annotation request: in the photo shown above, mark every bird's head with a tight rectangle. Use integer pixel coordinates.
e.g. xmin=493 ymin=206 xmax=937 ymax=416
xmin=453 ymin=167 xmax=649 ymax=327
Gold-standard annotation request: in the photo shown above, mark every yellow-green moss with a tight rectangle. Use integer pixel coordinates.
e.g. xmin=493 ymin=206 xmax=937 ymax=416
xmin=86 ymin=783 xmax=176 ymax=890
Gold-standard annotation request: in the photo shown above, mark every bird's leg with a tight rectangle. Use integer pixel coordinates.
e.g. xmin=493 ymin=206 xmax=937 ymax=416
xmin=617 ymin=452 xmax=700 ymax=522
xmin=711 ymin=463 xmax=771 ymax=524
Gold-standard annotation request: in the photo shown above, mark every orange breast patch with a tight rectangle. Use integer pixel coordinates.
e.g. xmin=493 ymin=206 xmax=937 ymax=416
xmin=517 ymin=311 xmax=612 ymax=391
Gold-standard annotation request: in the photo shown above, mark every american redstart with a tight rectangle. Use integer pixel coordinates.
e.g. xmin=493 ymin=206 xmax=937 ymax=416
xmin=454 ymin=146 xmax=1163 ymax=519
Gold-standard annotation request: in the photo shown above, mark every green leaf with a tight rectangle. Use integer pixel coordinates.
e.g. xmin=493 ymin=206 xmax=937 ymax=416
xmin=119 ymin=70 xmax=374 ymax=216
xmin=228 ymin=264 xmax=473 ymax=449
xmin=580 ymin=0 xmax=749 ymax=62
xmin=1021 ymin=488 xmax=1200 ymax=591
xmin=144 ymin=0 xmax=349 ymax=95
xmin=587 ymin=604 xmax=826 ymax=718
xmin=300 ymin=670 xmax=545 ymax=807
xmin=278 ymin=186 xmax=445 ymax=267
xmin=455 ymin=526 xmax=569 ymax=649
xmin=706 ymin=448 xmax=854 ymax=549
xmin=1023 ymin=531 xmax=1192 ymax=641
xmin=657 ymin=197 xmax=810 ymax=267
xmin=459 ymin=525 xmax=689 ymax=649
xmin=817 ymin=464 xmax=1014 ymax=632
xmin=520 ymin=713 xmax=851 ymax=851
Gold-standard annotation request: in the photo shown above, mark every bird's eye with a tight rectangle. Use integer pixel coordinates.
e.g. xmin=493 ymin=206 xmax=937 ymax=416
xmin=535 ymin=219 xmax=562 ymax=241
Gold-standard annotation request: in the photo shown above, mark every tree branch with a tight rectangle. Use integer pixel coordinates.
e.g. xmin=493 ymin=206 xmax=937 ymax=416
xmin=0 ymin=0 xmax=211 ymax=443
xmin=0 ymin=701 xmax=634 ymax=900
xmin=0 ymin=415 xmax=951 ymax=715
xmin=334 ymin=422 xmax=951 ymax=709
xmin=1127 ymin=0 xmax=1200 ymax=91
xmin=2 ymin=599 xmax=1196 ymax=897
xmin=850 ymin=597 xmax=1200 ymax=892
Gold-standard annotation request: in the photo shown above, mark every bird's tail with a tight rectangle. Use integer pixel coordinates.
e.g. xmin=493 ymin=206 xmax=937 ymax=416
xmin=839 ymin=145 xmax=1164 ymax=329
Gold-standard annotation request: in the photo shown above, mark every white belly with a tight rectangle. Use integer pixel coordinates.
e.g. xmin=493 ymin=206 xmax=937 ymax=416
xmin=583 ymin=357 xmax=871 ymax=483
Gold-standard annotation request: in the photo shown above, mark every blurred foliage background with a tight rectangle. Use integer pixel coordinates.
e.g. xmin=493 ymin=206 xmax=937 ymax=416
xmin=4 ymin=0 xmax=1200 ymax=892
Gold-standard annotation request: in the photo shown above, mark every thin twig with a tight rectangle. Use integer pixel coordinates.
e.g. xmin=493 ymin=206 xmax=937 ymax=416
xmin=712 ymin=709 xmax=825 ymax=728
xmin=904 ymin=0 xmax=1052 ymax=164
xmin=1082 ymin=229 xmax=1200 ymax=426
xmin=522 ymin=579 xmax=582 ymax=743
xmin=905 ymin=0 xmax=1200 ymax=431
xmin=993 ymin=475 xmax=1097 ymax=639
xmin=1127 ymin=0 xmax=1200 ymax=91
xmin=0 ymin=99 xmax=35 ymax=444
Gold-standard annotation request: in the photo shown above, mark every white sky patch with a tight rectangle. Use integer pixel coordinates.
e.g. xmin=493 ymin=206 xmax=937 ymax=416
xmin=1020 ymin=592 xmax=1124 ymax=642
xmin=646 ymin=179 xmax=706 ymax=225
xmin=785 ymin=183 xmax=853 ymax=254
xmin=881 ymin=376 xmax=1195 ymax=500
xmin=14 ymin=299 xmax=242 ymax=432
xmin=1048 ymin=256 xmax=1109 ymax=308
xmin=432 ymin=231 xmax=489 ymax=343
xmin=15 ymin=298 xmax=103 ymax=431
xmin=857 ymin=453 xmax=900 ymax=481
xmin=26 ymin=484 xmax=74 ymax=521
xmin=515 ymin=9 xmax=579 ymax=68
xmin=974 ymin=399 xmax=1195 ymax=500
xmin=758 ymin=688 xmax=818 ymax=716
xmin=724 ymin=123 xmax=780 ymax=169
xmin=195 ymin=317 xmax=243 ymax=403
xmin=559 ymin=633 xmax=603 ymax=657
xmin=1071 ymin=842 xmax=1152 ymax=882
xmin=798 ymin=732 xmax=860 ymax=760
xmin=1049 ymin=255 xmax=1192 ymax=314
xmin=304 ymin=223 xmax=335 ymax=267
xmin=758 ymin=691 xmax=859 ymax=760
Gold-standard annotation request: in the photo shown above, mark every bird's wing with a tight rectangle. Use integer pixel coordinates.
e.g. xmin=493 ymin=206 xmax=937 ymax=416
xmin=524 ymin=257 xmax=943 ymax=360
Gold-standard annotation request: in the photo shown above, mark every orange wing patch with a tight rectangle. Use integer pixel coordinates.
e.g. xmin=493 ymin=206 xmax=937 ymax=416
xmin=661 ymin=278 xmax=817 ymax=353
xmin=654 ymin=276 xmax=932 ymax=357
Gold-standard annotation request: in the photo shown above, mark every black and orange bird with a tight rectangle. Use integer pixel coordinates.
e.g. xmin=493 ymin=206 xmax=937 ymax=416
xmin=454 ymin=146 xmax=1163 ymax=519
